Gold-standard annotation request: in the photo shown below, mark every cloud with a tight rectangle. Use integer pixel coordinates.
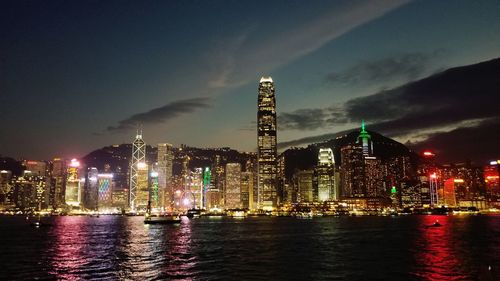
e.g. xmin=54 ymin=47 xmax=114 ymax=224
xmin=107 ymin=97 xmax=211 ymax=132
xmin=409 ymin=117 xmax=500 ymax=164
xmin=327 ymin=50 xmax=448 ymax=85
xmin=278 ymin=106 xmax=348 ymax=130
xmin=278 ymin=132 xmax=339 ymax=150
xmin=210 ymin=0 xmax=408 ymax=90
xmin=343 ymin=57 xmax=500 ymax=136
xmin=278 ymin=57 xmax=500 ymax=162
xmin=104 ymin=1 xmax=407 ymax=135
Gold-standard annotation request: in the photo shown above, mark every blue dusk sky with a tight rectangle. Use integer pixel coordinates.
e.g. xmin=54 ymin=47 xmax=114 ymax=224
xmin=1 ymin=0 xmax=500 ymax=162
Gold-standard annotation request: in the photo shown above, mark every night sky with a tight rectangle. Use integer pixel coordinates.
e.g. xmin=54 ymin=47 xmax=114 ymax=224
xmin=1 ymin=0 xmax=500 ymax=163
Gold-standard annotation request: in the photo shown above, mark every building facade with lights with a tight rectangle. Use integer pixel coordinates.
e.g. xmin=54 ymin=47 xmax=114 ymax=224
xmin=257 ymin=76 xmax=278 ymax=209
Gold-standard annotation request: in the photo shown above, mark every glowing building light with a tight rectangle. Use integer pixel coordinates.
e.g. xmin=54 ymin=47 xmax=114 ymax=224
xmin=150 ymin=172 xmax=159 ymax=178
xmin=70 ymin=159 xmax=80 ymax=167
xmin=137 ymin=162 xmax=147 ymax=169
xmin=423 ymin=151 xmax=435 ymax=157
xmin=183 ymin=198 xmax=190 ymax=206
xmin=490 ymin=161 xmax=498 ymax=165
xmin=486 ymin=176 xmax=499 ymax=180
xmin=391 ymin=186 xmax=397 ymax=194
xmin=454 ymin=179 xmax=464 ymax=183
xmin=97 ymin=173 xmax=113 ymax=178
xmin=430 ymin=173 xmax=437 ymax=179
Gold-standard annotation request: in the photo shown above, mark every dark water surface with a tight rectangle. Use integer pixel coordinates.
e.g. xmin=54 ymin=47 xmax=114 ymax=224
xmin=0 ymin=215 xmax=499 ymax=280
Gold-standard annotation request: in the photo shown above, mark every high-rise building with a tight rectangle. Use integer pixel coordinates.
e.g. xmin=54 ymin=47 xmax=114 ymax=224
xmin=83 ymin=167 xmax=99 ymax=211
xmin=257 ymin=76 xmax=278 ymax=210
xmin=23 ymin=160 xmax=48 ymax=177
xmin=202 ymin=167 xmax=211 ymax=209
xmin=188 ymin=168 xmax=203 ymax=209
xmin=340 ymin=145 xmax=365 ymax=197
xmin=364 ymin=156 xmax=384 ymax=197
xmin=157 ymin=143 xmax=174 ymax=210
xmin=0 ymin=170 xmax=12 ymax=206
xmin=50 ymin=158 xmax=66 ymax=209
xmin=135 ymin=162 xmax=149 ymax=211
xmin=98 ymin=173 xmax=113 ymax=209
xmin=295 ymin=170 xmax=315 ymax=203
xmin=10 ymin=173 xmax=48 ymax=211
xmin=317 ymin=148 xmax=336 ymax=201
xmin=357 ymin=120 xmax=373 ymax=156
xmin=149 ymin=166 xmax=160 ymax=209
xmin=130 ymin=131 xmax=146 ymax=211
xmin=225 ymin=163 xmax=241 ymax=209
xmin=484 ymin=162 xmax=500 ymax=202
xmin=65 ymin=159 xmax=81 ymax=207
xmin=240 ymin=171 xmax=253 ymax=209
xmin=443 ymin=178 xmax=458 ymax=207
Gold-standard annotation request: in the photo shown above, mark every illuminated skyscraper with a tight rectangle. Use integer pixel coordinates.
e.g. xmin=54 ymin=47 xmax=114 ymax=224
xmin=50 ymin=158 xmax=66 ymax=209
xmin=484 ymin=162 xmax=500 ymax=201
xmin=317 ymin=148 xmax=335 ymax=201
xmin=84 ymin=167 xmax=99 ymax=210
xmin=157 ymin=143 xmax=173 ymax=210
xmin=202 ymin=167 xmax=211 ymax=209
xmin=295 ymin=170 xmax=314 ymax=203
xmin=240 ymin=171 xmax=253 ymax=209
xmin=130 ymin=131 xmax=146 ymax=211
xmin=188 ymin=168 xmax=203 ymax=209
xmin=65 ymin=159 xmax=81 ymax=207
xmin=98 ymin=173 xmax=113 ymax=209
xmin=340 ymin=145 xmax=365 ymax=197
xmin=357 ymin=120 xmax=373 ymax=156
xmin=257 ymin=76 xmax=277 ymax=210
xmin=225 ymin=163 xmax=242 ymax=209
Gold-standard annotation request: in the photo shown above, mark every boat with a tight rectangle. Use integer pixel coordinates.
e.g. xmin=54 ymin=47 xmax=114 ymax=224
xmin=425 ymin=220 xmax=442 ymax=228
xmin=144 ymin=213 xmax=181 ymax=224
xmin=186 ymin=208 xmax=201 ymax=218
xmin=144 ymin=197 xmax=181 ymax=224
xmin=30 ymin=201 xmax=50 ymax=228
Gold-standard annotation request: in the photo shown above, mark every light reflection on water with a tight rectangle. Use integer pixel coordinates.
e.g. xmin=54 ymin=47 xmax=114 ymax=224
xmin=0 ymin=215 xmax=498 ymax=280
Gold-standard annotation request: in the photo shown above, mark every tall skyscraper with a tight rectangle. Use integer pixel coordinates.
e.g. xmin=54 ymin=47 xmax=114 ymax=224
xmin=50 ymin=158 xmax=66 ymax=209
xmin=65 ymin=159 xmax=81 ymax=207
xmin=357 ymin=120 xmax=373 ymax=156
xmin=317 ymin=148 xmax=336 ymax=201
xmin=98 ymin=173 xmax=113 ymax=209
xmin=257 ymin=76 xmax=278 ymax=210
xmin=225 ymin=163 xmax=242 ymax=209
xmin=188 ymin=168 xmax=204 ymax=209
xmin=340 ymin=145 xmax=365 ymax=197
xmin=157 ymin=143 xmax=174 ymax=210
xmin=295 ymin=170 xmax=315 ymax=203
xmin=83 ymin=167 xmax=99 ymax=211
xmin=130 ymin=131 xmax=146 ymax=211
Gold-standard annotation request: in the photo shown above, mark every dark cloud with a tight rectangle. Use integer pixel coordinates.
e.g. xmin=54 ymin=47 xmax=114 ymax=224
xmin=278 ymin=106 xmax=348 ymax=131
xmin=107 ymin=97 xmax=211 ymax=132
xmin=278 ymin=132 xmax=339 ymax=150
xmin=344 ymin=57 xmax=500 ymax=136
xmin=410 ymin=117 xmax=500 ymax=164
xmin=279 ymin=57 xmax=500 ymax=163
xmin=327 ymin=50 xmax=448 ymax=85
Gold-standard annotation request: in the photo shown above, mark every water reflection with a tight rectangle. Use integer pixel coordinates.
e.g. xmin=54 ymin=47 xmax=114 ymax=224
xmin=412 ymin=215 xmax=465 ymax=280
xmin=47 ymin=216 xmax=120 ymax=279
xmin=115 ymin=216 xmax=196 ymax=280
xmin=2 ymin=215 xmax=497 ymax=280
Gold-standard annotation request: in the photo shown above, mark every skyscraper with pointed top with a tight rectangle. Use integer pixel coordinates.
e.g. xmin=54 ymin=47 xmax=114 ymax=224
xmin=257 ymin=76 xmax=278 ymax=209
xmin=130 ymin=130 xmax=146 ymax=211
xmin=357 ymin=119 xmax=373 ymax=156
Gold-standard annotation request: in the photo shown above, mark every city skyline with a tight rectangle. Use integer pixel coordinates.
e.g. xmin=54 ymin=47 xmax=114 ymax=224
xmin=2 ymin=0 xmax=500 ymax=162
